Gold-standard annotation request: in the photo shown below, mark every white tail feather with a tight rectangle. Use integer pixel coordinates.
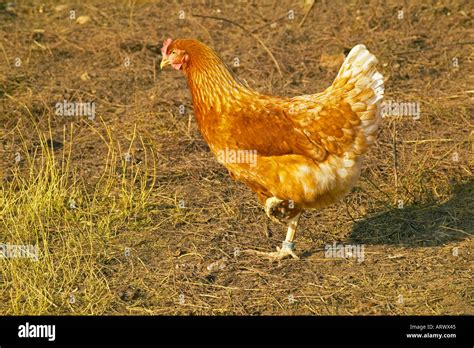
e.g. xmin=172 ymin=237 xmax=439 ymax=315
xmin=336 ymin=44 xmax=384 ymax=144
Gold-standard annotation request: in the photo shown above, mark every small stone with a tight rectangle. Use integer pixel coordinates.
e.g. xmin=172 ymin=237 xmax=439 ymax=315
xmin=54 ymin=5 xmax=68 ymax=12
xmin=80 ymin=72 xmax=90 ymax=81
xmin=76 ymin=15 xmax=91 ymax=25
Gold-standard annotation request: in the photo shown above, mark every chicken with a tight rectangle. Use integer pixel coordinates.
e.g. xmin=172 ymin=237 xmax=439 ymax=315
xmin=160 ymin=38 xmax=384 ymax=260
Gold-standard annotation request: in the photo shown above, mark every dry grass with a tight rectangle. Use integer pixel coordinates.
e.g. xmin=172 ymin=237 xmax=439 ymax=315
xmin=0 ymin=0 xmax=472 ymax=315
xmin=0 ymin=121 xmax=158 ymax=314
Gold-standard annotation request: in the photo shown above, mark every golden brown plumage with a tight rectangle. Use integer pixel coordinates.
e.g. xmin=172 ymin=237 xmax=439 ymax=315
xmin=160 ymin=38 xmax=384 ymax=260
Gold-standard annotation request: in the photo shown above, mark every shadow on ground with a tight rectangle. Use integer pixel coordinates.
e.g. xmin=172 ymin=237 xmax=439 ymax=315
xmin=349 ymin=180 xmax=473 ymax=247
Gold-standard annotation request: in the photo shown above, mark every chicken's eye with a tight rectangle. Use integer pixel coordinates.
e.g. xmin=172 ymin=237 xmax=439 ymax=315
xmin=171 ymin=50 xmax=176 ymax=55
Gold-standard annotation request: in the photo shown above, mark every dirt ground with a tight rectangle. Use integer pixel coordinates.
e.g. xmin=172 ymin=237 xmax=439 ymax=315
xmin=0 ymin=0 xmax=472 ymax=315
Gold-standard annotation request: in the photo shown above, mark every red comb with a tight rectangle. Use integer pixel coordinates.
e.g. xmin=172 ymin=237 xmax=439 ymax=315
xmin=161 ymin=38 xmax=173 ymax=56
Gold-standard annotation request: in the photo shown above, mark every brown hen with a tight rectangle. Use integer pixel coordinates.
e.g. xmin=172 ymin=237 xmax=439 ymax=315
xmin=160 ymin=38 xmax=384 ymax=260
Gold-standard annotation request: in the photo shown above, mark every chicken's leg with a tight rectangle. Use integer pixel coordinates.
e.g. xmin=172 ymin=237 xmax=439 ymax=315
xmin=245 ymin=213 xmax=302 ymax=261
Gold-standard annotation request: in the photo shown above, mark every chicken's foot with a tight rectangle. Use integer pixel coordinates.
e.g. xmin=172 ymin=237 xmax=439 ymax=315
xmin=244 ymin=213 xmax=301 ymax=261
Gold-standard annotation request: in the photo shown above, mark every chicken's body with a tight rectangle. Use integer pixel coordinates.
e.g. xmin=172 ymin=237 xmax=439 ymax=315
xmin=161 ymin=39 xmax=384 ymax=260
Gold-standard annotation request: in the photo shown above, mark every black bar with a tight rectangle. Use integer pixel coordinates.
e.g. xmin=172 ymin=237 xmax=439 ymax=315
xmin=0 ymin=316 xmax=472 ymax=347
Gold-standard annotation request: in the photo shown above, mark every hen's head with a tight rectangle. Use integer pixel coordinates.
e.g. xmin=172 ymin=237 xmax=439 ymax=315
xmin=160 ymin=38 xmax=189 ymax=70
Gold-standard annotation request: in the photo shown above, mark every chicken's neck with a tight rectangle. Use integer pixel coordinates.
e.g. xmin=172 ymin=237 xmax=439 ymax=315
xmin=184 ymin=56 xmax=257 ymax=119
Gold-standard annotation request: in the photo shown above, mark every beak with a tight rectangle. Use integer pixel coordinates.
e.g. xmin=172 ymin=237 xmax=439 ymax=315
xmin=160 ymin=57 xmax=170 ymax=70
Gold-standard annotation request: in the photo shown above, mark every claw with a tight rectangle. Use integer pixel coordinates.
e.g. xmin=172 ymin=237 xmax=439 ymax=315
xmin=243 ymin=245 xmax=300 ymax=261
